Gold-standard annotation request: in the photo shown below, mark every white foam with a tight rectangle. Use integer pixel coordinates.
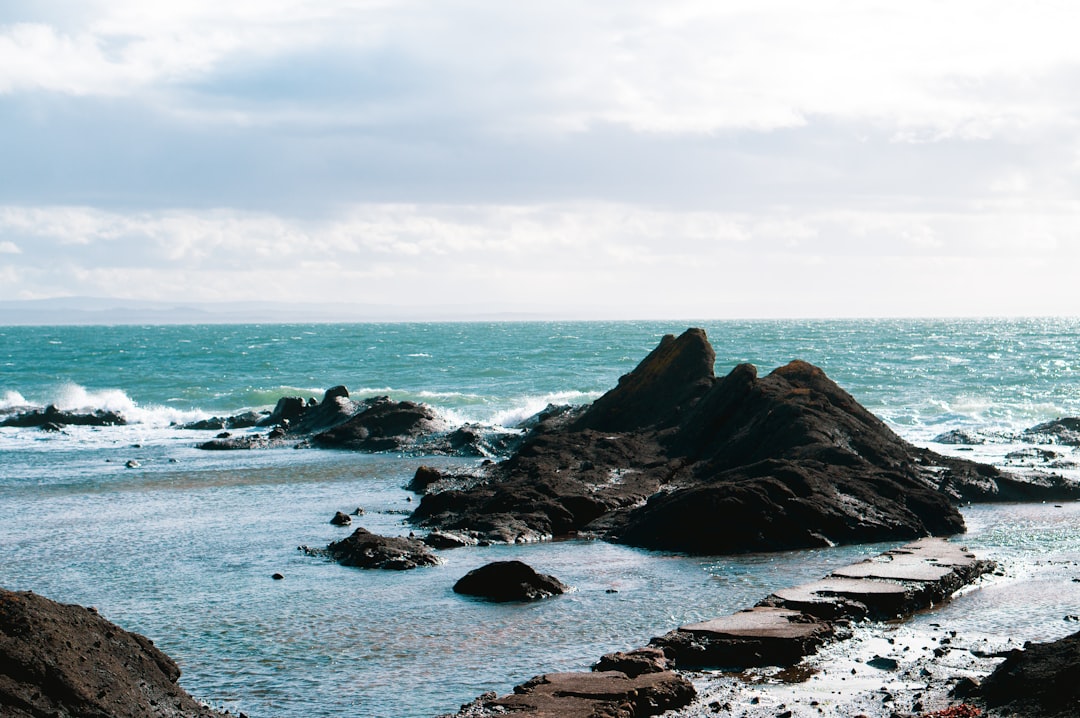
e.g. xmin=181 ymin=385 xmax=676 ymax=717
xmin=490 ymin=390 xmax=597 ymax=428
xmin=1 ymin=390 xmax=28 ymax=409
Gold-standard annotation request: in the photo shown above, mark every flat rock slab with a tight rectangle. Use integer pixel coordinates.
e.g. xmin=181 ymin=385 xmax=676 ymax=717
xmin=766 ymin=577 xmax=913 ymax=620
xmin=652 ymin=608 xmax=834 ymax=668
xmin=458 ymin=670 xmax=696 ymax=717
xmin=681 ymin=607 xmax=826 ymax=640
xmin=830 ymin=538 xmax=984 ymax=583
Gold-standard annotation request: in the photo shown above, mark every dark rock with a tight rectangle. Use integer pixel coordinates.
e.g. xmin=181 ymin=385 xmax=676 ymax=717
xmin=0 ymin=404 xmax=127 ymax=428
xmin=452 ymin=560 xmax=568 ymax=602
xmin=182 ymin=417 xmax=228 ymax=430
xmin=413 ymin=329 xmax=1080 ymax=552
xmin=271 ymin=573 xmax=284 ymax=580
xmin=572 ymin=327 xmax=716 ymax=433
xmin=447 ymin=670 xmax=695 ymax=718
xmin=40 ymin=421 xmax=63 ymax=433
xmin=593 ymin=646 xmax=672 ymax=677
xmin=1024 ymin=417 xmax=1080 ymax=446
xmin=0 ymin=587 xmax=225 ymax=718
xmin=650 ymin=607 xmax=835 ymax=669
xmin=423 ymin=531 xmax=477 ymax=549
xmin=977 ymin=630 xmax=1080 ymax=717
xmin=330 ymin=511 xmax=352 ymax=526
xmin=867 ymin=655 xmax=899 ymax=670
xmin=408 ymin=465 xmax=445 ymax=494
xmin=312 ymin=396 xmax=447 ymax=452
xmin=325 ymin=527 xmax=441 ymax=570
xmin=932 ymin=429 xmax=986 ymax=445
xmin=257 ymin=396 xmax=308 ymax=427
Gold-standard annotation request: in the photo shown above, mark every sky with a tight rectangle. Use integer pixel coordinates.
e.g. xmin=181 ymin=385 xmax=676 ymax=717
xmin=2 ymin=1 xmax=1080 ymax=319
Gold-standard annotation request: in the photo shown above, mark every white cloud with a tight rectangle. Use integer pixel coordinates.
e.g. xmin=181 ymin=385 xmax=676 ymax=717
xmin=2 ymin=201 xmax=1080 ymax=318
xmin=0 ymin=240 xmax=21 ymax=254
xmin=4 ymin=1 xmax=1080 ymax=140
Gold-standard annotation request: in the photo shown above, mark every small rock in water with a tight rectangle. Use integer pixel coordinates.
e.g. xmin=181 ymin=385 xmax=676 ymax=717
xmin=271 ymin=573 xmax=284 ymax=580
xmin=453 ymin=560 xmax=568 ymax=602
xmin=125 ymin=459 xmax=140 ymax=468
xmin=330 ymin=511 xmax=352 ymax=526
xmin=351 ymin=506 xmax=365 ymax=516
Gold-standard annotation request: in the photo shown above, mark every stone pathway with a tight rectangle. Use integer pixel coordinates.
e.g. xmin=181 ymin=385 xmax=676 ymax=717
xmin=441 ymin=538 xmax=994 ymax=718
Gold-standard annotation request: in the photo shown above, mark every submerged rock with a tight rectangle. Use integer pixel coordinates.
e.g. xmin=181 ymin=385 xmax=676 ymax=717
xmin=0 ymin=587 xmax=225 ymax=718
xmin=325 ymin=527 xmax=441 ymax=570
xmin=413 ymin=328 xmax=1043 ymax=554
xmin=452 ymin=560 xmax=567 ymax=602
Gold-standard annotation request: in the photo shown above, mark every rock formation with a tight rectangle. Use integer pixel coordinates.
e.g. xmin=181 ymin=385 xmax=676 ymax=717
xmin=452 ymin=560 xmax=568 ymax=602
xmin=0 ymin=587 xmax=224 ymax=718
xmin=320 ymin=527 xmax=442 ymax=570
xmin=413 ymin=328 xmax=1066 ymax=554
xmin=0 ymin=405 xmax=127 ymax=428
xmin=977 ymin=630 xmax=1080 ymax=717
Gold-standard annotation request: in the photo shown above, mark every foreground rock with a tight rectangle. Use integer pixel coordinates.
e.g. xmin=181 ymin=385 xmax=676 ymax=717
xmin=452 ymin=561 xmax=568 ymax=602
xmin=0 ymin=587 xmax=223 ymax=718
xmin=413 ymin=328 xmax=1076 ymax=553
xmin=449 ymin=670 xmax=696 ymax=718
xmin=977 ymin=629 xmax=1080 ymax=717
xmin=320 ymin=527 xmax=442 ymax=570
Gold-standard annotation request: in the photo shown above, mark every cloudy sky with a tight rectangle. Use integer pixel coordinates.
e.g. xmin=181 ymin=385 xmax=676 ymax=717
xmin=2 ymin=1 xmax=1079 ymax=319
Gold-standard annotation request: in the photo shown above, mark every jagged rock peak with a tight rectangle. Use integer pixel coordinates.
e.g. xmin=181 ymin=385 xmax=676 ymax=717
xmin=575 ymin=327 xmax=716 ymax=432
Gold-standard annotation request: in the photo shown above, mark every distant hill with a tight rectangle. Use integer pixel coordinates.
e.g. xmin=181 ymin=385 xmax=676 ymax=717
xmin=0 ymin=297 xmax=557 ymax=325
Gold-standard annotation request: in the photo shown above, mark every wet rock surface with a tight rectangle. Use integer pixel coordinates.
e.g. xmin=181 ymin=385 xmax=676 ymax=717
xmin=977 ymin=629 xmax=1080 ymax=717
xmin=448 ymin=670 xmax=696 ymax=718
xmin=452 ymin=560 xmax=568 ymax=602
xmin=0 ymin=404 xmax=127 ymax=427
xmin=444 ymin=538 xmax=995 ymax=717
xmin=413 ymin=328 xmax=1075 ymax=552
xmin=193 ymin=386 xmax=520 ymax=457
xmin=320 ymin=526 xmax=442 ymax=570
xmin=0 ymin=587 xmax=224 ymax=718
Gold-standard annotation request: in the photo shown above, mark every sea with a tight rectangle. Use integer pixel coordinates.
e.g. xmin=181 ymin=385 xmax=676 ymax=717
xmin=1 ymin=318 xmax=1079 ymax=717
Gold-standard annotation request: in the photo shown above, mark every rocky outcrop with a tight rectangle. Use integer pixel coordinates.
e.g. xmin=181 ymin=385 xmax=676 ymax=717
xmin=311 ymin=396 xmax=447 ymax=451
xmin=1023 ymin=417 xmax=1080 ymax=446
xmin=977 ymin=630 xmax=1080 ymax=717
xmin=0 ymin=587 xmax=224 ymax=718
xmin=452 ymin=561 xmax=568 ymax=602
xmin=193 ymin=387 xmax=518 ymax=457
xmin=413 ymin=328 xmax=1044 ymax=553
xmin=321 ymin=527 xmax=442 ymax=570
xmin=0 ymin=405 xmax=127 ymax=428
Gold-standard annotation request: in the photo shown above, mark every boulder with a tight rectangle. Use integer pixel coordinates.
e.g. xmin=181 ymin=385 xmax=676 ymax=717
xmin=312 ymin=396 xmax=447 ymax=452
xmin=452 ymin=560 xmax=568 ymax=602
xmin=325 ymin=527 xmax=441 ymax=570
xmin=407 ymin=465 xmax=444 ymax=494
xmin=977 ymin=630 xmax=1080 ymax=717
xmin=330 ymin=511 xmax=352 ymax=526
xmin=1024 ymin=417 xmax=1080 ymax=446
xmin=0 ymin=587 xmax=224 ymax=718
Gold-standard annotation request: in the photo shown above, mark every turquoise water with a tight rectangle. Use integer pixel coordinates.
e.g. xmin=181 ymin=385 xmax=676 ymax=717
xmin=2 ymin=319 xmax=1079 ymax=716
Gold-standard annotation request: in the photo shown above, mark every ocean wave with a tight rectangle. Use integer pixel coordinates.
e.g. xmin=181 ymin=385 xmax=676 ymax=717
xmin=1 ymin=390 xmax=29 ymax=409
xmin=489 ymin=390 xmax=598 ymax=428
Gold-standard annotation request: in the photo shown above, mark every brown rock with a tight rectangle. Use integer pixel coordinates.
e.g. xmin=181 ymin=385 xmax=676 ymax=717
xmin=0 ymin=588 xmax=224 ymax=718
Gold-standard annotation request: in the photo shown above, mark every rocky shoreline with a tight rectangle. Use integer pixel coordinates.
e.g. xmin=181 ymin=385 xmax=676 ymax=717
xmin=439 ymin=538 xmax=1007 ymax=718
xmin=5 ymin=327 xmax=1080 ymax=717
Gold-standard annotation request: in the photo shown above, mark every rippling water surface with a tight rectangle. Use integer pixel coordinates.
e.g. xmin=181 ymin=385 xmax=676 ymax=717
xmin=2 ymin=319 xmax=1079 ymax=716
